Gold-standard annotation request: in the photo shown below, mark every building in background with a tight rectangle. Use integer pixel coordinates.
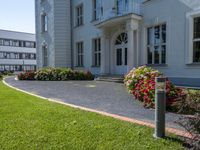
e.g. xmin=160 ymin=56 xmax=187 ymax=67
xmin=0 ymin=29 xmax=36 ymax=72
xmin=35 ymin=0 xmax=200 ymax=86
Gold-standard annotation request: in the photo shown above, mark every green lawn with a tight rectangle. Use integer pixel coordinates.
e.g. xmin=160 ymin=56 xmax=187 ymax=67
xmin=0 ymin=81 xmax=184 ymax=150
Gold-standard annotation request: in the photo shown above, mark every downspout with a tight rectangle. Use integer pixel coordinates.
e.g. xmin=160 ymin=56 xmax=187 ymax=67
xmin=70 ymin=0 xmax=74 ymax=70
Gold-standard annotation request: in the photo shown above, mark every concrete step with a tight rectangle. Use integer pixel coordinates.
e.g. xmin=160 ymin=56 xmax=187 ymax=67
xmin=95 ymin=76 xmax=124 ymax=83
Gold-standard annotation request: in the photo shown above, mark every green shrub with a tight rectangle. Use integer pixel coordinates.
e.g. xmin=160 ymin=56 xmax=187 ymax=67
xmin=0 ymin=71 xmax=14 ymax=76
xmin=18 ymin=67 xmax=94 ymax=81
xmin=173 ymin=90 xmax=200 ymax=115
xmin=0 ymin=73 xmax=2 ymax=81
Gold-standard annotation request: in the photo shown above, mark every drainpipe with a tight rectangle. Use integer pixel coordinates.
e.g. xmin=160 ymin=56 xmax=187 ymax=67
xmin=70 ymin=0 xmax=74 ymax=70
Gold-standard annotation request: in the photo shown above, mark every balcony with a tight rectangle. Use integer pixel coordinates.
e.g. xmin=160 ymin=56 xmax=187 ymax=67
xmin=95 ymin=0 xmax=142 ymax=28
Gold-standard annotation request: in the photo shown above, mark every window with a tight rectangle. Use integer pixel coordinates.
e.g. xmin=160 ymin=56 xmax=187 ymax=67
xmin=0 ymin=39 xmax=35 ymax=48
xmin=193 ymin=17 xmax=200 ymax=62
xmin=42 ymin=45 xmax=48 ymax=67
xmin=77 ymin=42 xmax=84 ymax=67
xmin=147 ymin=24 xmax=167 ymax=64
xmin=0 ymin=52 xmax=3 ymax=59
xmin=115 ymin=32 xmax=128 ymax=45
xmin=116 ymin=0 xmax=128 ymax=15
xmin=76 ymin=4 xmax=83 ymax=26
xmin=25 ymin=41 xmax=31 ymax=47
xmin=0 ymin=39 xmax=3 ymax=45
xmin=41 ymin=13 xmax=48 ymax=32
xmin=13 ymin=40 xmax=20 ymax=47
xmin=93 ymin=38 xmax=101 ymax=67
xmin=4 ymin=40 xmax=10 ymax=46
xmin=116 ymin=49 xmax=122 ymax=66
xmin=93 ymin=0 xmax=103 ymax=21
xmin=125 ymin=48 xmax=127 ymax=65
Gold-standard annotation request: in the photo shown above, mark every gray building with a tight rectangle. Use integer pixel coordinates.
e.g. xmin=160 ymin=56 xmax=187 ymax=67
xmin=0 ymin=29 xmax=36 ymax=72
xmin=35 ymin=0 xmax=200 ymax=86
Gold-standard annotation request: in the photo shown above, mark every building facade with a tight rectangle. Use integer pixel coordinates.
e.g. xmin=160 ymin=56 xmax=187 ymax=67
xmin=0 ymin=30 xmax=36 ymax=72
xmin=35 ymin=0 xmax=200 ymax=86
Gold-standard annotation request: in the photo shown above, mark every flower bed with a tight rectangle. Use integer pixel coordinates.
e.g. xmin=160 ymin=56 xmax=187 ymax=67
xmin=18 ymin=71 xmax=36 ymax=80
xmin=18 ymin=68 xmax=94 ymax=81
xmin=124 ymin=66 xmax=186 ymax=108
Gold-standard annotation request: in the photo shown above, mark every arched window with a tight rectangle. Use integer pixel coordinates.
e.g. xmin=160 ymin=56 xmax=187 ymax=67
xmin=115 ymin=32 xmax=128 ymax=45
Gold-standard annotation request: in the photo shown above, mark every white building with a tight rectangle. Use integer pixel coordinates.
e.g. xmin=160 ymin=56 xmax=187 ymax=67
xmin=0 ymin=29 xmax=36 ymax=72
xmin=35 ymin=0 xmax=200 ymax=86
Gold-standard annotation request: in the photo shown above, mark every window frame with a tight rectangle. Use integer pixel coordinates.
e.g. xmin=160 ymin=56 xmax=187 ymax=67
xmin=92 ymin=38 xmax=101 ymax=67
xmin=76 ymin=4 xmax=84 ymax=27
xmin=76 ymin=42 xmax=84 ymax=67
xmin=42 ymin=45 xmax=48 ymax=67
xmin=193 ymin=16 xmax=200 ymax=63
xmin=41 ymin=13 xmax=48 ymax=32
xmin=186 ymin=10 xmax=200 ymax=64
xmin=92 ymin=0 xmax=103 ymax=21
xmin=146 ymin=23 xmax=167 ymax=65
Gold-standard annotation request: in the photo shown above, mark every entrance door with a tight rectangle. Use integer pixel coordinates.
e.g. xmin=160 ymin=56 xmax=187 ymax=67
xmin=114 ymin=32 xmax=128 ymax=75
xmin=115 ymin=47 xmax=128 ymax=75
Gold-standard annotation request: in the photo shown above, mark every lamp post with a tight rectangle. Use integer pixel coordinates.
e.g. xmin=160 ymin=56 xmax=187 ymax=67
xmin=154 ymin=77 xmax=166 ymax=138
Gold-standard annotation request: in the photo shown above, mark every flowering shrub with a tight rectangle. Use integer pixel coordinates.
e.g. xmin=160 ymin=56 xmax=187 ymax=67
xmin=124 ymin=66 xmax=186 ymax=108
xmin=18 ymin=71 xmax=36 ymax=80
xmin=18 ymin=68 xmax=94 ymax=81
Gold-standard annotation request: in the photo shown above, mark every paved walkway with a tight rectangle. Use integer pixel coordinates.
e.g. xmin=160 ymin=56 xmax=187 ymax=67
xmin=4 ymin=77 xmax=184 ymax=130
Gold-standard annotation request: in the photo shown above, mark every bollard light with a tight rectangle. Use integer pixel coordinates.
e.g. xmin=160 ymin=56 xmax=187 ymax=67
xmin=154 ymin=77 xmax=166 ymax=139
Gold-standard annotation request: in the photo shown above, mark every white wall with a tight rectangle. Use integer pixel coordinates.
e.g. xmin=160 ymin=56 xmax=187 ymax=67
xmin=141 ymin=0 xmax=200 ymax=79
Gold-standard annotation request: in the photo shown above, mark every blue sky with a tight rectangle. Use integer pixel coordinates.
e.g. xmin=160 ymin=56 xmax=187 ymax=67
xmin=0 ymin=0 xmax=35 ymax=33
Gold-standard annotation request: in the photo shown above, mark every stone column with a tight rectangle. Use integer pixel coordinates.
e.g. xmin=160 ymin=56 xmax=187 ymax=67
xmin=126 ymin=19 xmax=139 ymax=72
xmin=101 ymin=29 xmax=110 ymax=75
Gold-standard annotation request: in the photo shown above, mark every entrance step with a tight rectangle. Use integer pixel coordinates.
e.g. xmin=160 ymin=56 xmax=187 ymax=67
xmin=95 ymin=76 xmax=124 ymax=83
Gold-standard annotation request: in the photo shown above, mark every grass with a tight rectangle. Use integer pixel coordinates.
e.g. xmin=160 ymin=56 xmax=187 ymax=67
xmin=0 ymin=81 xmax=184 ymax=150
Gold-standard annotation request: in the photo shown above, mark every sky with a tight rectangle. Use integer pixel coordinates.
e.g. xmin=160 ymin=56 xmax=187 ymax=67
xmin=0 ymin=0 xmax=35 ymax=34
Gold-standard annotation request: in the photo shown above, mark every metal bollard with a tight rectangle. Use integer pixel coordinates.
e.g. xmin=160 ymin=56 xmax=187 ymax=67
xmin=154 ymin=77 xmax=166 ymax=138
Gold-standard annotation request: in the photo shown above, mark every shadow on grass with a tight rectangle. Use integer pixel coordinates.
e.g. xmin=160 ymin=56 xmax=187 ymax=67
xmin=165 ymin=136 xmax=190 ymax=149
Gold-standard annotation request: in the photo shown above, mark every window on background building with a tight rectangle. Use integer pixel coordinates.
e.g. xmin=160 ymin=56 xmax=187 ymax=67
xmin=10 ymin=53 xmax=15 ymax=59
xmin=193 ymin=16 xmax=200 ymax=62
xmin=41 ymin=13 xmax=48 ymax=32
xmin=14 ymin=53 xmax=19 ymax=59
xmin=77 ymin=42 xmax=84 ymax=67
xmin=0 ymin=52 xmax=3 ymax=59
xmin=13 ymin=40 xmax=20 ymax=47
xmin=147 ymin=24 xmax=166 ymax=65
xmin=93 ymin=38 xmax=101 ymax=67
xmin=76 ymin=4 xmax=83 ymax=26
xmin=25 ymin=41 xmax=31 ymax=48
xmin=4 ymin=65 xmax=9 ymax=71
xmin=19 ymin=41 xmax=23 ymax=47
xmin=93 ymin=0 xmax=103 ymax=21
xmin=4 ymin=39 xmax=10 ymax=46
xmin=30 ymin=42 xmax=35 ymax=48
xmin=0 ymin=65 xmax=4 ymax=71
xmin=0 ymin=39 xmax=3 ymax=45
xmin=9 ymin=40 xmax=13 ymax=46
xmin=42 ymin=45 xmax=48 ymax=67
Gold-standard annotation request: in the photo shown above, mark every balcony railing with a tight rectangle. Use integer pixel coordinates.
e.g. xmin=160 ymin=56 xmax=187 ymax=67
xmin=97 ymin=0 xmax=141 ymax=23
